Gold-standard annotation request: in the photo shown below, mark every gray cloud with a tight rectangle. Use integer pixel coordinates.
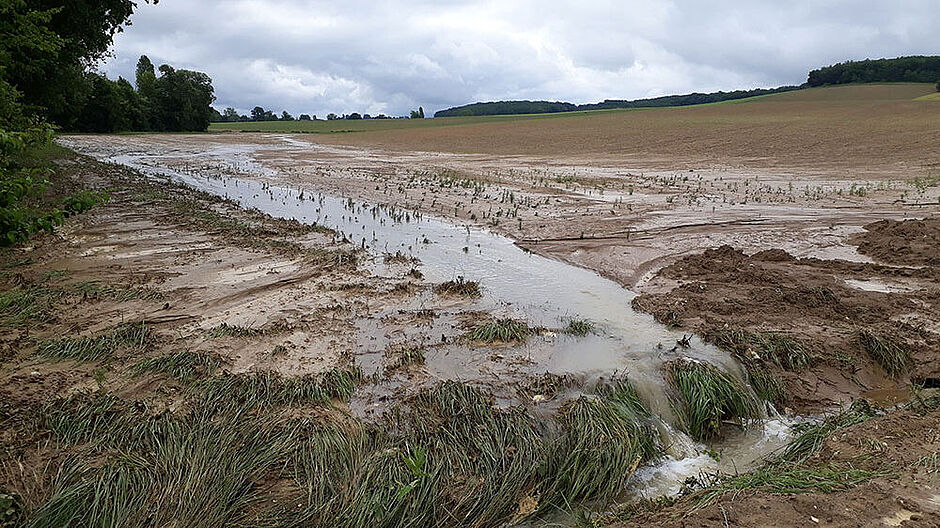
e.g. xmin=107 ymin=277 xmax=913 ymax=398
xmin=100 ymin=0 xmax=940 ymax=117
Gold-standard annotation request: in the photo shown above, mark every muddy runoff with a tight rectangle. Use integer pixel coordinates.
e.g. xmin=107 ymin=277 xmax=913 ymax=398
xmin=64 ymin=137 xmax=794 ymax=512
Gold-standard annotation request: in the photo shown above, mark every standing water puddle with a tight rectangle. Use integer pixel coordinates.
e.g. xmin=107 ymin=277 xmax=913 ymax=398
xmin=64 ymin=136 xmax=794 ymax=508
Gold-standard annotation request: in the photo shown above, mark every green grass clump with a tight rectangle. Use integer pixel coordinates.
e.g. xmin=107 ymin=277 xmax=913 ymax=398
xmin=465 ymin=318 xmax=531 ymax=343
xmin=37 ymin=321 xmax=151 ymax=361
xmin=747 ymin=367 xmax=787 ymax=406
xmin=0 ymin=286 xmax=61 ymax=326
xmin=777 ymin=400 xmax=876 ymax=464
xmin=32 ymin=408 xmax=297 ymax=528
xmin=544 ymin=380 xmax=661 ymax=503
xmin=694 ymin=463 xmax=882 ymax=507
xmin=665 ymin=358 xmax=761 ymax=441
xmin=711 ymin=329 xmax=813 ymax=370
xmin=196 ymin=367 xmax=362 ymax=409
xmin=386 ymin=348 xmax=426 ymax=372
xmin=393 ymin=382 xmax=546 ymax=525
xmin=858 ymin=330 xmax=910 ymax=376
xmin=132 ymin=351 xmax=222 ymax=382
xmin=28 ymin=378 xmax=665 ymax=527
xmin=433 ymin=276 xmax=481 ymax=297
xmin=564 ymin=318 xmax=595 ymax=337
xmin=41 ymin=392 xmax=143 ymax=446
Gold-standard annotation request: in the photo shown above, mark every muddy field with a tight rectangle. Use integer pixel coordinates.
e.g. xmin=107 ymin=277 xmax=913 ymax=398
xmin=309 ymin=84 xmax=940 ymax=171
xmin=2 ymin=84 xmax=940 ymax=527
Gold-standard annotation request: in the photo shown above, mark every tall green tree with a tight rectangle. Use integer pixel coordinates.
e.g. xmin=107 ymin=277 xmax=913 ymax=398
xmin=150 ymin=65 xmax=215 ymax=131
xmin=0 ymin=0 xmax=63 ymax=127
xmin=5 ymin=0 xmax=157 ymax=125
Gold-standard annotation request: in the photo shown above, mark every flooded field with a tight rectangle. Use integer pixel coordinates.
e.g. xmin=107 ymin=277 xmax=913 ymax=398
xmin=61 ymin=134 xmax=799 ymax=504
xmin=3 ymin=111 xmax=937 ymax=526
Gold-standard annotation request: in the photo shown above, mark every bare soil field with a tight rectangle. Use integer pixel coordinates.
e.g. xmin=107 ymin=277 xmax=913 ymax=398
xmin=312 ymin=84 xmax=940 ymax=172
xmin=3 ymin=84 xmax=940 ymax=526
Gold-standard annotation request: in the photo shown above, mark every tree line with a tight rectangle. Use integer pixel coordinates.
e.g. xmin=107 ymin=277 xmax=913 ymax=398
xmin=436 ymin=55 xmax=940 ymax=118
xmin=807 ymin=56 xmax=940 ymax=87
xmin=433 ymin=87 xmax=798 ymax=117
xmin=1 ymin=2 xmax=215 ymax=133
xmin=211 ymin=106 xmax=426 ymax=123
xmin=73 ymin=55 xmax=215 ymax=133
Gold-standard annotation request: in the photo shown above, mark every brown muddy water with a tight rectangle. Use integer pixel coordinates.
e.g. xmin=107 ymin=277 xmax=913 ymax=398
xmin=61 ymin=136 xmax=796 ymax=511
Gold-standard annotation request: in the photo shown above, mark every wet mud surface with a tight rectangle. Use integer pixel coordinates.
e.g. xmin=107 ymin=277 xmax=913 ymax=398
xmin=2 ymin=127 xmax=939 ymax=526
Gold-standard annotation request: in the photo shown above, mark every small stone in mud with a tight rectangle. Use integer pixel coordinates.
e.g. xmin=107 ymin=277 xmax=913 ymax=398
xmin=29 ymin=370 xmax=42 ymax=379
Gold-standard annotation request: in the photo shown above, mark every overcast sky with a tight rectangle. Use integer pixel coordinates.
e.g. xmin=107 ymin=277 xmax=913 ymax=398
xmin=100 ymin=0 xmax=940 ymax=117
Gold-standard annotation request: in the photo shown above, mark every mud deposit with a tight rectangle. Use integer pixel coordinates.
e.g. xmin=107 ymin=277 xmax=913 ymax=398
xmin=2 ymin=129 xmax=939 ymax=527
xmin=65 ymin=138 xmax=798 ymax=484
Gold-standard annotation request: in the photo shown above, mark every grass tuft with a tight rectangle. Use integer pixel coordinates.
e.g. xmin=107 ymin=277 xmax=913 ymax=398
xmin=206 ymin=322 xmax=263 ymax=338
xmin=33 ymin=404 xmax=297 ymax=528
xmin=710 ymin=329 xmax=813 ymax=370
xmin=37 ymin=322 xmax=151 ymax=361
xmin=694 ymin=463 xmax=883 ymax=508
xmin=664 ymin=358 xmax=761 ymax=441
xmin=544 ymin=379 xmax=661 ymax=503
xmin=747 ymin=367 xmax=788 ymax=406
xmin=0 ymin=286 xmax=61 ymax=326
xmin=858 ymin=330 xmax=910 ymax=376
xmin=386 ymin=347 xmax=426 ymax=372
xmin=776 ymin=399 xmax=876 ymax=464
xmin=132 ymin=350 xmax=222 ymax=382
xmin=433 ymin=276 xmax=481 ymax=297
xmin=465 ymin=318 xmax=531 ymax=343
xmin=565 ymin=318 xmax=595 ymax=337
xmin=196 ymin=367 xmax=362 ymax=408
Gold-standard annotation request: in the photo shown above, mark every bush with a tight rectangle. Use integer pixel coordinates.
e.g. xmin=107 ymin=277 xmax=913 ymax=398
xmin=1 ymin=125 xmax=106 ymax=246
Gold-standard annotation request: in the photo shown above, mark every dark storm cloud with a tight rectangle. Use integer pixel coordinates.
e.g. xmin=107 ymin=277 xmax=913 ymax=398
xmin=100 ymin=0 xmax=940 ymax=117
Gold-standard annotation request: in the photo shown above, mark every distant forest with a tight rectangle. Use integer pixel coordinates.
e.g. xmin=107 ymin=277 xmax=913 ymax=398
xmin=434 ymin=87 xmax=798 ymax=117
xmin=807 ymin=56 xmax=940 ymax=86
xmin=434 ymin=55 xmax=940 ymax=118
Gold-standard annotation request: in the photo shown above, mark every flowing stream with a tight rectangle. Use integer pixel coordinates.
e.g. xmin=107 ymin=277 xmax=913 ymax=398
xmin=63 ymin=135 xmax=794 ymax=506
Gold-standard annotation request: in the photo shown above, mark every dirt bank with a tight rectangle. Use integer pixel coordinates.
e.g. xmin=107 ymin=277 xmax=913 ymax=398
xmin=620 ymin=218 xmax=940 ymax=526
xmin=632 ymin=222 xmax=940 ymax=412
xmin=615 ymin=401 xmax=940 ymax=527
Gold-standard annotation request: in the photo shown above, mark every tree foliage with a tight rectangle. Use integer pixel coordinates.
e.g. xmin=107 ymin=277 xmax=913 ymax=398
xmin=434 ymin=87 xmax=798 ymax=117
xmin=4 ymin=0 xmax=157 ymax=126
xmin=1 ymin=0 xmax=145 ymax=245
xmin=807 ymin=56 xmax=940 ymax=87
xmin=55 ymin=57 xmax=215 ymax=133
